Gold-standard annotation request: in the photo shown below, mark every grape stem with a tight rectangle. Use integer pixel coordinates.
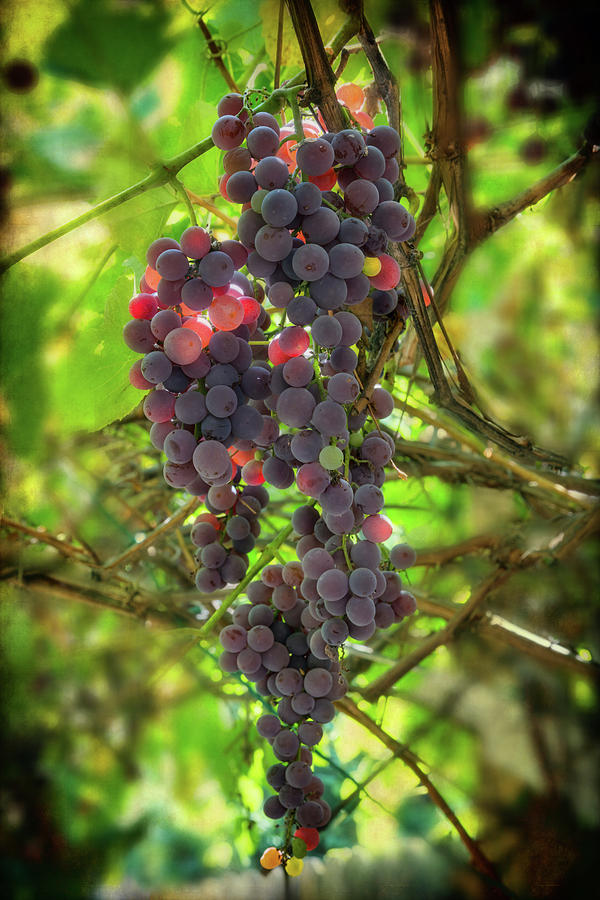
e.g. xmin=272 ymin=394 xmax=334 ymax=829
xmin=194 ymin=508 xmax=314 ymax=638
xmin=286 ymin=85 xmax=306 ymax=146
xmin=170 ymin=176 xmax=198 ymax=226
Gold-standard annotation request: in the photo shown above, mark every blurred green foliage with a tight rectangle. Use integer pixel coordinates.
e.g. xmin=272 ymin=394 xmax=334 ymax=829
xmin=0 ymin=1 xmax=598 ymax=898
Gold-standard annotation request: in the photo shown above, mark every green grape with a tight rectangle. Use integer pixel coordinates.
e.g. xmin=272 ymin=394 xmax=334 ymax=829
xmin=319 ymin=445 xmax=344 ymax=470
xmin=349 ymin=432 xmax=364 ymax=447
xmin=251 ymin=188 xmax=269 ymax=214
xmin=292 ymin=837 xmax=308 ymax=858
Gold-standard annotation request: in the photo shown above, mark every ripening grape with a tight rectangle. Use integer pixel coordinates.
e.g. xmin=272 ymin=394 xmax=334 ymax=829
xmin=212 ymin=115 xmax=246 ymax=150
xmin=336 ymin=81 xmax=365 ymax=111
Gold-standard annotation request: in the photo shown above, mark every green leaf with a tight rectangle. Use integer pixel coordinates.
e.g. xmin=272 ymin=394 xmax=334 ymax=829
xmin=49 ymin=265 xmax=139 ymax=434
xmin=105 ymin=190 xmax=178 ymax=259
xmin=43 ymin=0 xmax=174 ymax=95
xmin=0 ymin=266 xmax=56 ymax=457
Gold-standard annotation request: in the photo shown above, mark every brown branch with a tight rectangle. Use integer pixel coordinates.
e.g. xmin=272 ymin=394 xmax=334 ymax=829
xmin=362 ymin=568 xmax=511 ymax=702
xmin=416 ymin=534 xmax=504 ymax=566
xmin=335 ymin=697 xmax=509 ymax=894
xmin=5 ymin=572 xmax=190 ymax=629
xmin=102 ymin=497 xmax=200 ymax=570
xmin=396 ymin=402 xmax=595 ymax=508
xmin=185 ymin=189 xmax=238 ymax=229
xmin=1 ymin=516 xmax=94 ymax=563
xmin=414 ymin=164 xmax=442 ymax=244
xmin=428 ymin=0 xmax=470 ymax=243
xmin=285 ymin=0 xmax=347 ymax=131
xmin=413 ymin=595 xmax=598 ymax=679
xmin=274 ymin=0 xmax=285 ymax=90
xmin=197 ymin=15 xmax=239 ymax=93
xmin=472 ymin=147 xmax=595 ymax=245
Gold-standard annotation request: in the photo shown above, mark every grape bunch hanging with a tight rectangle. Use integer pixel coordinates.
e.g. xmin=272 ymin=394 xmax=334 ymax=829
xmin=123 ymin=83 xmax=418 ymax=876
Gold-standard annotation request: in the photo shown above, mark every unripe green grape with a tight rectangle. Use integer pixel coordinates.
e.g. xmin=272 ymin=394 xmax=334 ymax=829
xmin=319 ymin=445 xmax=344 ymax=470
xmin=251 ymin=189 xmax=269 ymax=214
xmin=292 ymin=837 xmax=308 ymax=858
xmin=349 ymin=432 xmax=363 ymax=447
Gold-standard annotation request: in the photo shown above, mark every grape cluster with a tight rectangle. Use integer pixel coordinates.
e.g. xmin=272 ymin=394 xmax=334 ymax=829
xmin=122 ymin=83 xmax=420 ymax=873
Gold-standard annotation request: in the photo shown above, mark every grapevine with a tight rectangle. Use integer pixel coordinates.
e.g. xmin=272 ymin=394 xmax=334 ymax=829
xmin=122 ymin=79 xmax=419 ymax=874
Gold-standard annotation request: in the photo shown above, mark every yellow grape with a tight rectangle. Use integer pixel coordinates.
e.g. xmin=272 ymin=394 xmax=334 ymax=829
xmin=285 ymin=856 xmax=304 ymax=876
xmin=363 ymin=256 xmax=382 ymax=277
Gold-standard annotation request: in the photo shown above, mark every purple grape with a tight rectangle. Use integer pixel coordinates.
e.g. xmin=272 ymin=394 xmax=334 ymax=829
xmin=311 ymin=315 xmax=343 ymax=348
xmin=198 ymin=250 xmax=235 ymax=287
xmin=247 ymin=624 xmax=275 ymax=653
xmin=390 ymin=543 xmax=417 ymax=569
xmin=276 ymin=387 xmax=316 ymax=428
xmin=143 ymin=389 xmax=176 ymax=423
xmin=255 ymin=225 xmax=293 ymax=262
xmin=220 ymin=624 xmax=247 ymax=652
xmin=316 ymin=568 xmax=349 ymax=602
xmin=375 ymin=178 xmax=395 ymax=202
xmin=366 ymin=125 xmax=401 ymax=158
xmin=328 ymin=242 xmax=365 ymax=279
xmin=279 ymin=784 xmax=304 ymax=809
xmin=263 ymin=795 xmax=286 ymax=819
xmin=156 ymin=249 xmax=190 ymax=281
xmin=354 ymin=483 xmax=385 ymax=514
xmin=254 ymin=156 xmax=290 ymax=190
xmin=301 ymin=207 xmax=340 ymax=245
xmin=123 ymin=318 xmax=155 ymax=353
xmin=309 ymin=273 xmax=347 ymax=310
xmin=348 ymin=567 xmax=377 ymax=597
xmin=304 ymin=667 xmax=333 ymax=698
xmin=266 ymin=764 xmax=287 ymax=791
xmin=311 ymin=698 xmax=335 ymax=723
xmin=257 ymin=714 xmax=282 ymax=739
xmin=346 ymin=595 xmax=376 ymax=626
xmin=297 ymin=722 xmax=323 ymax=748
xmin=212 ymin=115 xmax=246 ymax=150
xmin=272 ymin=729 xmax=300 ymax=761
xmin=302 ymin=547 xmax=335 ymax=580
xmin=344 ymin=178 xmax=379 ymax=215
xmin=141 ymin=350 xmax=172 ymax=385
xmin=261 ymin=189 xmax=298 ymax=227
xmin=291 ymin=505 xmax=320 ymax=536
xmin=286 ymin=760 xmax=313 ymax=789
xmin=296 ymin=462 xmax=331 ymax=498
xmin=327 ymin=372 xmax=360 ymax=403
xmin=163 ymin=428 xmax=196 ymax=463
xmin=297 ymin=138 xmax=335 ymax=175
xmin=331 ymin=129 xmax=366 ymax=165
xmin=338 ymin=216 xmax=368 ymax=245
xmin=292 ymin=243 xmax=330 ymax=281
xmin=294 ymin=181 xmax=322 ymax=215
xmin=150 ymin=309 xmax=181 ymax=341
xmin=226 ymin=170 xmax=258 ymax=203
xmin=354 ymin=144 xmax=386 ymax=180
xmin=311 ymin=400 xmax=347 ymax=437
xmin=283 ymin=355 xmax=314 ymax=387
xmin=247 ymin=125 xmax=280 ymax=159
xmin=147 ymin=237 xmax=180 ymax=268
xmin=287 ymin=294 xmax=317 ymax=325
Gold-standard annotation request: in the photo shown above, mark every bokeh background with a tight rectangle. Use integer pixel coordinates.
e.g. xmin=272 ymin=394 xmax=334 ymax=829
xmin=1 ymin=1 xmax=598 ymax=898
